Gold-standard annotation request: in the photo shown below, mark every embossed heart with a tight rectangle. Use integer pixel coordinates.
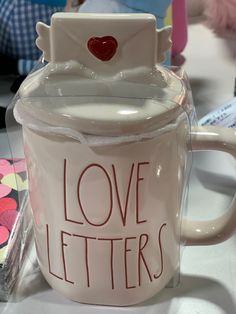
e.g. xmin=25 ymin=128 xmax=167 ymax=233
xmin=87 ymin=36 xmax=118 ymax=61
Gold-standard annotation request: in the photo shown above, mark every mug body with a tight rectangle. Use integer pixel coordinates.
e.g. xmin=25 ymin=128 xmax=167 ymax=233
xmin=22 ymin=114 xmax=190 ymax=306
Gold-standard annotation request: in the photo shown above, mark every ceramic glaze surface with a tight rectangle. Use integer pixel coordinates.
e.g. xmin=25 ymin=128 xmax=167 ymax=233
xmin=23 ymin=114 xmax=189 ymax=306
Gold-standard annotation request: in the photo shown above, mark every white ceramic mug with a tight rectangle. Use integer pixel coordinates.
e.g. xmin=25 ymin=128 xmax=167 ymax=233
xmin=14 ymin=13 xmax=236 ymax=306
xmin=20 ymin=117 xmax=236 ymax=306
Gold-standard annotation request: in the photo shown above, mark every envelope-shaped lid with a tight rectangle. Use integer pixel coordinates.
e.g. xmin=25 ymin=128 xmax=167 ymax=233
xmin=36 ymin=13 xmax=172 ymax=75
xmin=17 ymin=13 xmax=188 ymax=136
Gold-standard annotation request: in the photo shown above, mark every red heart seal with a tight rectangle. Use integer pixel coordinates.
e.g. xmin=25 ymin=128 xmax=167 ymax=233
xmin=87 ymin=36 xmax=118 ymax=61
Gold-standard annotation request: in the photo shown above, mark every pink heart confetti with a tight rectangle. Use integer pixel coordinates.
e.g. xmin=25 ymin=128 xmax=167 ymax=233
xmin=0 ymin=159 xmax=12 ymax=176
xmin=13 ymin=159 xmax=26 ymax=174
xmin=0 ymin=184 xmax=12 ymax=198
xmin=0 ymin=210 xmax=19 ymax=231
xmin=0 ymin=226 xmax=10 ymax=247
xmin=0 ymin=198 xmax=17 ymax=214
xmin=0 ymin=159 xmax=26 ymax=176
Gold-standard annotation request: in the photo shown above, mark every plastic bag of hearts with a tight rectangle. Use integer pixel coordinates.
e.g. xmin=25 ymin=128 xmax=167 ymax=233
xmin=0 ymin=158 xmax=32 ymax=302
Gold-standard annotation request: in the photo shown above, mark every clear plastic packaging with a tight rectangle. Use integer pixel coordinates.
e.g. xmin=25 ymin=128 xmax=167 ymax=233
xmin=0 ymin=60 xmax=46 ymax=307
xmin=0 ymin=112 xmax=34 ymax=304
xmin=4 ymin=53 xmax=196 ymax=307
xmin=3 ymin=12 xmax=236 ymax=310
xmin=0 ymin=158 xmax=31 ymax=301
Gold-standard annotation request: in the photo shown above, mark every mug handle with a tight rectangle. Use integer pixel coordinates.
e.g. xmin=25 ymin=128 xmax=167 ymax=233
xmin=181 ymin=126 xmax=236 ymax=245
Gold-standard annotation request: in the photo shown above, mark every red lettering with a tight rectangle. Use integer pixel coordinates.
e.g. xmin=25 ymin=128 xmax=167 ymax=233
xmin=64 ymin=159 xmax=83 ymax=225
xmin=124 ymin=237 xmax=136 ymax=289
xmin=61 ymin=231 xmax=74 ymax=284
xmin=73 ymin=234 xmax=96 ymax=287
xmin=112 ymin=164 xmax=134 ymax=226
xmin=46 ymin=224 xmax=63 ymax=280
xmin=154 ymin=223 xmax=167 ymax=279
xmin=98 ymin=237 xmax=123 ymax=289
xmin=136 ymin=162 xmax=149 ymax=224
xmin=138 ymin=233 xmax=152 ymax=286
xmin=77 ymin=164 xmax=113 ymax=227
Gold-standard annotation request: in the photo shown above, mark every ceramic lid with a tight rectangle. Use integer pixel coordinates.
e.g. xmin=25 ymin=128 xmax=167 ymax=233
xmin=17 ymin=13 xmax=188 ymax=136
